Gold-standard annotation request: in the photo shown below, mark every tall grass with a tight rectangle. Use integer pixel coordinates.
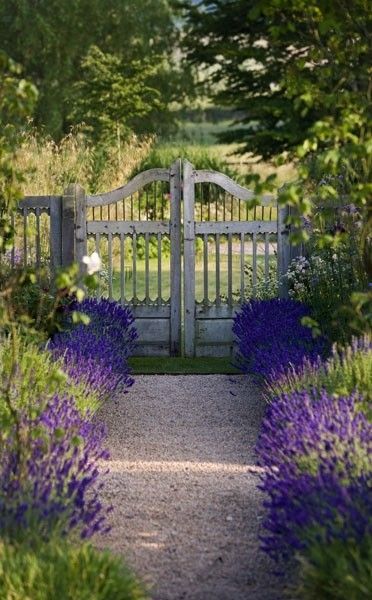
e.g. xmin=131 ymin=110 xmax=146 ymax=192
xmin=15 ymin=126 xmax=153 ymax=195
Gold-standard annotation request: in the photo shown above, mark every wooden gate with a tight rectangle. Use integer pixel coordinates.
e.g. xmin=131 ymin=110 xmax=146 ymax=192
xmin=16 ymin=159 xmax=298 ymax=357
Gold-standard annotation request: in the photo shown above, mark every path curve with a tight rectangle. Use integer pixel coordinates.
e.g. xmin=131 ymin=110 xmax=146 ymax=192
xmin=96 ymin=375 xmax=285 ymax=599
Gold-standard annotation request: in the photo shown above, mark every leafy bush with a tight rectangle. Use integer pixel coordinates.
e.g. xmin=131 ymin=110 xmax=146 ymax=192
xmin=0 ymin=395 xmax=110 ymax=541
xmin=232 ymin=299 xmax=327 ymax=382
xmin=256 ymin=390 xmax=372 ymax=563
xmin=50 ymin=298 xmax=137 ymax=403
xmin=0 ymin=537 xmax=146 ymax=600
xmin=268 ymin=335 xmax=372 ymax=411
xmin=296 ymin=536 xmax=372 ymax=600
xmin=0 ymin=334 xmax=101 ymax=420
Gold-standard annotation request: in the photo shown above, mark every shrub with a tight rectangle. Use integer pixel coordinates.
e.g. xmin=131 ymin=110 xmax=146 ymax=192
xmin=256 ymin=389 xmax=372 ymax=562
xmin=232 ymin=298 xmax=327 ymax=382
xmin=0 ymin=395 xmax=110 ymax=541
xmin=0 ymin=334 xmax=101 ymax=420
xmin=296 ymin=536 xmax=372 ymax=600
xmin=50 ymin=298 xmax=137 ymax=403
xmin=0 ymin=537 xmax=146 ymax=600
xmin=268 ymin=335 xmax=372 ymax=411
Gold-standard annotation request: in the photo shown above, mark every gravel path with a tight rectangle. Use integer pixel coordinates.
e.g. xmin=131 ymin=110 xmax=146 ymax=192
xmin=96 ymin=375 xmax=286 ymax=600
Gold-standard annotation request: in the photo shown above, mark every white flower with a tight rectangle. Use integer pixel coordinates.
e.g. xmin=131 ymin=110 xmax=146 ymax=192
xmin=82 ymin=251 xmax=102 ymax=274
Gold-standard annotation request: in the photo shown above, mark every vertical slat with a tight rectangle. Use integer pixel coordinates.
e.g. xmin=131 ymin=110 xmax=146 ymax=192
xmin=146 ymin=188 xmax=149 ymax=221
xmin=108 ymin=233 xmax=113 ymax=299
xmin=130 ymin=195 xmax=134 ymax=220
xmin=74 ymin=184 xmax=87 ymax=270
xmin=214 ymin=184 xmax=218 ymax=221
xmin=183 ymin=160 xmax=196 ymax=357
xmin=215 ymin=233 xmax=220 ymax=306
xmin=203 ymin=233 xmax=208 ymax=304
xmin=230 ymin=194 xmax=233 ymax=221
xmin=120 ymin=233 xmax=125 ymax=304
xmin=145 ymin=232 xmax=150 ymax=302
xmin=278 ymin=204 xmax=290 ymax=298
xmin=138 ymin=190 xmax=141 ymax=220
xmin=157 ymin=233 xmax=162 ymax=304
xmin=62 ymin=184 xmax=76 ymax=268
xmin=252 ymin=232 xmax=257 ymax=298
xmin=265 ymin=232 xmax=270 ymax=290
xmin=170 ymin=159 xmax=182 ymax=355
xmin=50 ymin=195 xmax=63 ymax=274
xmin=161 ymin=181 xmax=164 ymax=220
xmin=227 ymin=232 xmax=233 ymax=306
xmin=35 ymin=207 xmax=41 ymax=270
xmin=240 ymin=232 xmax=245 ymax=302
xmin=23 ymin=208 xmax=28 ymax=267
xmin=95 ymin=233 xmax=101 ymax=297
xmin=132 ymin=232 xmax=137 ymax=300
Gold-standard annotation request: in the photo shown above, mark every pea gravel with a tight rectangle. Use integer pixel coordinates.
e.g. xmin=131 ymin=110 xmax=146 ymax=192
xmin=95 ymin=375 xmax=287 ymax=600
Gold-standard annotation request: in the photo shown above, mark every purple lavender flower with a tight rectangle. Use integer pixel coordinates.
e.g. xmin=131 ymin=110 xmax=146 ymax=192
xmin=232 ymin=299 xmax=327 ymax=382
xmin=256 ymin=389 xmax=372 ymax=561
xmin=0 ymin=396 xmax=110 ymax=540
xmin=50 ymin=298 xmax=137 ymax=401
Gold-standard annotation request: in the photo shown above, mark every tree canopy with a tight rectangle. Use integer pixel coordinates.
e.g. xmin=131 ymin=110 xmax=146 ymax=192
xmin=0 ymin=0 xmax=190 ymax=138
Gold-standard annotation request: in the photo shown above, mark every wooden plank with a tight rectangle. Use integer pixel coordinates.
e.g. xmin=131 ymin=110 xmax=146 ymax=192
xmin=19 ymin=196 xmax=55 ymax=210
xmin=194 ymin=170 xmax=274 ymax=205
xmin=252 ymin=232 xmax=257 ymax=297
xmin=74 ymin=184 xmax=87 ymax=270
xmin=277 ymin=205 xmax=290 ymax=298
xmin=195 ymin=304 xmax=240 ymax=319
xmin=108 ymin=232 xmax=113 ymax=299
xmin=240 ymin=232 xmax=245 ymax=302
xmin=157 ymin=232 xmax=162 ymax=304
xmin=135 ymin=318 xmax=170 ymax=343
xmin=87 ymin=220 xmax=170 ymax=235
xmin=195 ymin=220 xmax=277 ymax=235
xmin=86 ymin=168 xmax=170 ymax=207
xmin=130 ymin=304 xmax=171 ymax=318
xmin=227 ymin=233 xmax=232 ymax=306
xmin=23 ymin=208 xmax=28 ymax=267
xmin=133 ymin=344 xmax=170 ymax=358
xmin=120 ymin=233 xmax=125 ymax=304
xmin=264 ymin=232 xmax=269 ymax=290
xmin=132 ymin=233 xmax=137 ymax=300
xmin=195 ymin=345 xmax=233 ymax=358
xmin=35 ymin=207 xmax=41 ymax=270
xmin=216 ymin=233 xmax=220 ymax=306
xmin=183 ymin=160 xmax=196 ymax=357
xmin=203 ymin=233 xmax=208 ymax=303
xmin=49 ymin=195 xmax=62 ymax=274
xmin=145 ymin=232 xmax=150 ymax=302
xmin=169 ymin=159 xmax=182 ymax=355
xmin=196 ymin=318 xmax=235 ymax=344
xmin=62 ymin=184 xmax=76 ymax=267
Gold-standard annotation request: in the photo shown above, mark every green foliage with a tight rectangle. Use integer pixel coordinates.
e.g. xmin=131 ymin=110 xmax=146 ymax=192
xmin=131 ymin=142 xmax=240 ymax=178
xmin=0 ymin=0 xmax=191 ymax=139
xmin=0 ymin=333 xmax=101 ymax=426
xmin=296 ymin=537 xmax=372 ymax=600
xmin=286 ymin=235 xmax=367 ymax=342
xmin=0 ymin=537 xmax=146 ymax=600
xmin=268 ymin=335 xmax=372 ymax=411
xmin=71 ymin=46 xmax=164 ymax=143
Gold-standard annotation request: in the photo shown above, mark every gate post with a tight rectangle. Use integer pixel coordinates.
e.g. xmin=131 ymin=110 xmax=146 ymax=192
xmin=62 ymin=183 xmax=87 ymax=268
xmin=183 ymin=160 xmax=196 ymax=357
xmin=278 ymin=205 xmax=290 ymax=298
xmin=170 ymin=159 xmax=182 ymax=356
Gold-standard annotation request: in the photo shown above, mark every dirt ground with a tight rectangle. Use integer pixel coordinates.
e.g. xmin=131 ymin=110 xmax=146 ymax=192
xmin=95 ymin=375 xmax=287 ymax=600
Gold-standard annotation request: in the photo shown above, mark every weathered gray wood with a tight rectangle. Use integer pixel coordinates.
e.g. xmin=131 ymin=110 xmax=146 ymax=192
xmin=203 ymin=233 xmax=208 ymax=303
xmin=62 ymin=184 xmax=76 ymax=267
xmin=195 ymin=304 xmax=240 ymax=319
xmin=120 ymin=233 xmax=125 ymax=303
xmin=227 ymin=233 xmax=233 ymax=306
xmin=240 ymin=233 xmax=245 ymax=301
xmin=87 ymin=220 xmax=170 ymax=235
xmin=278 ymin=205 xmax=290 ymax=298
xmin=35 ymin=207 xmax=41 ymax=270
xmin=264 ymin=232 xmax=270 ymax=290
xmin=75 ymin=184 xmax=87 ymax=270
xmin=195 ymin=220 xmax=277 ymax=234
xmin=145 ymin=232 xmax=150 ymax=302
xmin=216 ymin=233 xmax=221 ymax=306
xmin=108 ymin=232 xmax=113 ymax=299
xmin=23 ymin=208 xmax=28 ymax=267
xmin=49 ymin=196 xmax=62 ymax=274
xmin=196 ymin=318 xmax=235 ymax=344
xmin=252 ymin=232 xmax=257 ymax=297
xmin=132 ymin=232 xmax=137 ymax=300
xmin=194 ymin=170 xmax=274 ymax=206
xmin=86 ymin=168 xmax=170 ymax=207
xmin=157 ymin=232 xmax=162 ymax=304
xmin=19 ymin=196 xmax=55 ymax=210
xmin=135 ymin=318 xmax=170 ymax=343
xmin=183 ymin=160 xmax=196 ymax=357
xmin=195 ymin=345 xmax=233 ymax=358
xmin=131 ymin=304 xmax=170 ymax=318
xmin=169 ymin=159 xmax=182 ymax=355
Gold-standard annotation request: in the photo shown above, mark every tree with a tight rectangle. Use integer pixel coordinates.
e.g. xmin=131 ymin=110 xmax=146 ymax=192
xmin=0 ymin=0 xmax=190 ymax=138
xmin=182 ymin=1 xmax=371 ymax=276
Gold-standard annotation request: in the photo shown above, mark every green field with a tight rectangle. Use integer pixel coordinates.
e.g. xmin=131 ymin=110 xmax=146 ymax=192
xmin=98 ymin=253 xmax=277 ymax=302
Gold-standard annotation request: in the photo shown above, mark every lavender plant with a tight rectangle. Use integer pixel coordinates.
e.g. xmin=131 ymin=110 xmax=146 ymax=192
xmin=232 ymin=298 xmax=327 ymax=382
xmin=256 ymin=389 xmax=372 ymax=562
xmin=50 ymin=298 xmax=137 ymax=403
xmin=0 ymin=395 xmax=110 ymax=541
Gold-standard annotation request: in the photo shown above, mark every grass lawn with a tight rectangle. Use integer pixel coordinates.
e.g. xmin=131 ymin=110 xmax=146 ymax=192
xmin=128 ymin=356 xmax=240 ymax=374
